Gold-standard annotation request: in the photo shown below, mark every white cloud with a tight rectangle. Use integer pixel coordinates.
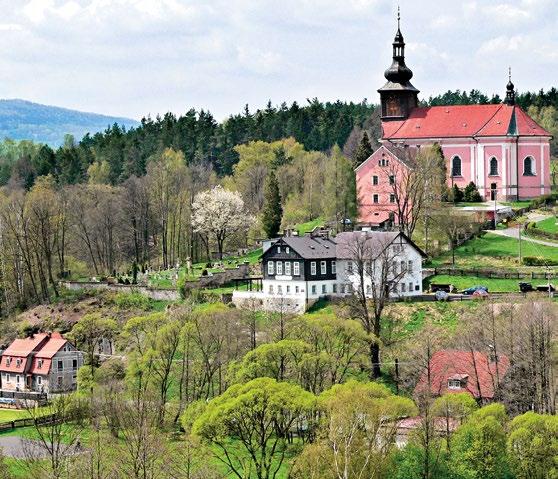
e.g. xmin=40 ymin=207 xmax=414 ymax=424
xmin=0 ymin=0 xmax=556 ymax=119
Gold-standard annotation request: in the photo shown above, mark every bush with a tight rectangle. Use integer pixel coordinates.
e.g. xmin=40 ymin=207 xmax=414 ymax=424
xmin=522 ymin=256 xmax=558 ymax=266
xmin=464 ymin=181 xmax=482 ymax=202
xmin=112 ymin=292 xmax=151 ymax=311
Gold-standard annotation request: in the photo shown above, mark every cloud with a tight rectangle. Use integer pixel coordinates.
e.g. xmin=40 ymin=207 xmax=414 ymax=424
xmin=0 ymin=0 xmax=556 ymax=119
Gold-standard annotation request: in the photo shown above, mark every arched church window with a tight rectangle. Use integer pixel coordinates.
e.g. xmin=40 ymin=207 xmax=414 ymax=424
xmin=451 ymin=156 xmax=462 ymax=177
xmin=489 ymin=157 xmax=498 ymax=176
xmin=523 ymin=157 xmax=535 ymax=176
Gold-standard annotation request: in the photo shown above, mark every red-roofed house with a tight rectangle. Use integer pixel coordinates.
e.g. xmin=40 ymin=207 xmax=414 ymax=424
xmin=414 ymin=350 xmax=510 ymax=403
xmin=357 ymin=14 xmax=551 ymax=226
xmin=0 ymin=332 xmax=83 ymax=395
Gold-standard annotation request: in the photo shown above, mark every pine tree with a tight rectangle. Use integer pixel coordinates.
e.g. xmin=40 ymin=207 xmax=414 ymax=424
xmin=464 ymin=181 xmax=482 ymax=202
xmin=451 ymin=183 xmax=464 ymax=203
xmin=262 ymin=171 xmax=283 ymax=238
xmin=353 ymin=131 xmax=373 ymax=167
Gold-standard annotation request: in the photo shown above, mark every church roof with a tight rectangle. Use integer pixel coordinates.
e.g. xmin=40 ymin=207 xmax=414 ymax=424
xmin=382 ymin=104 xmax=551 ymax=140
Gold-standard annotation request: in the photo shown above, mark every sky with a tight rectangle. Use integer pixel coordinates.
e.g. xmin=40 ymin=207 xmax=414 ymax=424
xmin=0 ymin=0 xmax=556 ymax=120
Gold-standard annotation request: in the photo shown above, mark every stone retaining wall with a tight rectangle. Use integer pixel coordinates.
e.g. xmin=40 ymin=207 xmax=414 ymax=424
xmin=61 ymin=282 xmax=180 ymax=301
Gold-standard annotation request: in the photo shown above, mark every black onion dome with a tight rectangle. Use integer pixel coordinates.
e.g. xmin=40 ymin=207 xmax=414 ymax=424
xmin=384 ymin=58 xmax=413 ymax=83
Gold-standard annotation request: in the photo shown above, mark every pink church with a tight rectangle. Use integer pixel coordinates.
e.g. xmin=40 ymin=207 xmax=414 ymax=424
xmin=357 ymin=16 xmax=552 ymax=227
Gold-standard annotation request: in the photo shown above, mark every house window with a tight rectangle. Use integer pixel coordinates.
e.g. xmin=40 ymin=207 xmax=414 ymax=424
xmin=523 ymin=156 xmax=535 ymax=176
xmin=267 ymin=261 xmax=275 ymax=275
xmin=284 ymin=262 xmax=291 ymax=275
xmin=451 ymin=156 xmax=462 ymax=177
xmin=401 ymin=260 xmax=406 ymax=272
xmin=409 ymin=282 xmax=413 ymax=291
xmin=286 ymin=247 xmax=290 ymax=254
xmin=331 ymin=261 xmax=336 ymax=274
xmin=58 ymin=360 xmax=63 ymax=371
xmin=293 ymin=262 xmax=300 ymax=276
xmin=347 ymin=262 xmax=353 ymax=274
xmin=392 ymin=261 xmax=398 ymax=275
xmin=389 ymin=175 xmax=395 ymax=185
xmin=311 ymin=285 xmax=317 ymax=295
xmin=276 ymin=261 xmax=283 ymax=276
xmin=489 ymin=157 xmax=498 ymax=176
xmin=322 ymin=284 xmax=326 ymax=294
xmin=16 ymin=375 xmax=20 ymax=384
xmin=57 ymin=376 xmax=63 ymax=387
xmin=408 ymin=260 xmax=413 ymax=272
xmin=340 ymin=284 xmax=345 ymax=294
xmin=37 ymin=376 xmax=42 ymax=385
xmin=269 ymin=285 xmax=274 ymax=294
xmin=390 ymin=194 xmax=395 ymax=203
xmin=320 ymin=261 xmax=327 ymax=275
xmin=6 ymin=374 xmax=10 ymax=383
xmin=402 ymin=283 xmax=406 ymax=292
xmin=295 ymin=286 xmax=300 ymax=293
xmin=16 ymin=359 xmax=21 ymax=367
xmin=38 ymin=359 xmax=43 ymax=369
xmin=277 ymin=246 xmax=281 ymax=253
xmin=5 ymin=358 xmax=10 ymax=366
xmin=448 ymin=379 xmax=462 ymax=389
xmin=72 ymin=359 xmax=77 ymax=369
xmin=311 ymin=262 xmax=317 ymax=275
xmin=415 ymin=284 xmax=420 ymax=291
xmin=332 ymin=284 xmax=337 ymax=293
xmin=366 ymin=284 xmax=371 ymax=294
xmin=373 ymin=194 xmax=379 ymax=204
xmin=372 ymin=175 xmax=379 ymax=185
xmin=286 ymin=285 xmax=290 ymax=294
xmin=277 ymin=285 xmax=282 ymax=294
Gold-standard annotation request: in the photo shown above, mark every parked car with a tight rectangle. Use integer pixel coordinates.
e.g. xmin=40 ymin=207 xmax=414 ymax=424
xmin=472 ymin=289 xmax=489 ymax=298
xmin=461 ymin=285 xmax=489 ymax=295
xmin=519 ymin=282 xmax=534 ymax=293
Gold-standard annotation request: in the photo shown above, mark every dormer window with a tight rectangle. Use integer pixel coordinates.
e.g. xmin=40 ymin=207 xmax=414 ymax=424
xmin=448 ymin=374 xmax=468 ymax=389
xmin=5 ymin=358 xmax=11 ymax=366
xmin=277 ymin=246 xmax=281 ymax=253
xmin=285 ymin=247 xmax=289 ymax=254
xmin=15 ymin=359 xmax=21 ymax=367
xmin=38 ymin=359 xmax=43 ymax=369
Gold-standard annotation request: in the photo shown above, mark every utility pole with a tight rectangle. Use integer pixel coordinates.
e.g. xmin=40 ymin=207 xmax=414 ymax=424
xmin=518 ymin=222 xmax=522 ymax=264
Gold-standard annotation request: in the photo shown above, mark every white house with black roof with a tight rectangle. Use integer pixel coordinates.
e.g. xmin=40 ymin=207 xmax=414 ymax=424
xmin=232 ymin=230 xmax=425 ymax=313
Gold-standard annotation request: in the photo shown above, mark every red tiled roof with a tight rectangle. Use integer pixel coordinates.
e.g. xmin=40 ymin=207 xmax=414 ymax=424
xmin=382 ymin=105 xmax=551 ymax=140
xmin=414 ymin=350 xmax=510 ymax=400
xmin=29 ymin=358 xmax=52 ymax=375
xmin=2 ymin=333 xmax=49 ymax=357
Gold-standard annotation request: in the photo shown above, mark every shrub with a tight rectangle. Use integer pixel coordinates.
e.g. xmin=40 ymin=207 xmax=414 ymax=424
xmin=112 ymin=292 xmax=151 ymax=311
xmin=522 ymin=256 xmax=558 ymax=266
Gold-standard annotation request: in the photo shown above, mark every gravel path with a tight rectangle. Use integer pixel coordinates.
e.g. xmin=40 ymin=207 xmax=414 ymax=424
xmin=0 ymin=436 xmax=80 ymax=459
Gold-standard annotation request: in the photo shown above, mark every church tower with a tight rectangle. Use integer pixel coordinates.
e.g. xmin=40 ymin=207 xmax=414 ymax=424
xmin=504 ymin=68 xmax=516 ymax=106
xmin=378 ymin=9 xmax=419 ymax=121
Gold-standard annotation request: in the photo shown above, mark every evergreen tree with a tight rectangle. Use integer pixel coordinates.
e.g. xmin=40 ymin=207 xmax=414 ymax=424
xmin=464 ymin=181 xmax=482 ymax=202
xmin=450 ymin=183 xmax=464 ymax=203
xmin=262 ymin=171 xmax=283 ymax=238
xmin=354 ymin=131 xmax=373 ymax=167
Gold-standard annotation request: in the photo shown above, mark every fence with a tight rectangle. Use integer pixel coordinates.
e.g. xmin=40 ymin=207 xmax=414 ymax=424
xmin=0 ymin=413 xmax=57 ymax=432
xmin=433 ymin=267 xmax=558 ymax=280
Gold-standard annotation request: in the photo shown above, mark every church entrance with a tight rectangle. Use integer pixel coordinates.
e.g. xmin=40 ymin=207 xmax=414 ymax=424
xmin=490 ymin=183 xmax=497 ymax=201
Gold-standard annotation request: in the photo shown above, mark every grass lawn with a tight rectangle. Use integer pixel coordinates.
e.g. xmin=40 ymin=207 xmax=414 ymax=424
xmin=431 ymin=232 xmax=558 ymax=269
xmin=0 ymin=409 xmax=32 ymax=423
xmin=426 ymin=274 xmax=527 ymax=293
xmin=296 ymin=217 xmax=324 ymax=236
xmin=534 ymin=216 xmax=558 ymax=234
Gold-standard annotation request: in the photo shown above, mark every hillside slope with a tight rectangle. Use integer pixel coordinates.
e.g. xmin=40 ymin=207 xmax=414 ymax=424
xmin=0 ymin=99 xmax=139 ymax=146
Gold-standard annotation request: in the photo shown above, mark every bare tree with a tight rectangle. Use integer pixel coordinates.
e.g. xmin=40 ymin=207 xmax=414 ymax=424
xmin=340 ymin=232 xmax=407 ymax=378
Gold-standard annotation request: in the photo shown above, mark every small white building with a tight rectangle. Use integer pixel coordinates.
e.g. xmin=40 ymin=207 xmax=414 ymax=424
xmin=335 ymin=231 xmax=426 ymax=298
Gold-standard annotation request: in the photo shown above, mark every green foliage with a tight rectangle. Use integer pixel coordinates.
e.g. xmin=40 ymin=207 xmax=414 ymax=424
xmin=450 ymin=404 xmax=509 ymax=479
xmin=522 ymin=255 xmax=558 ymax=266
xmin=450 ymin=184 xmax=464 ymax=203
xmin=353 ymin=131 xmax=373 ymax=167
xmin=463 ymin=182 xmax=482 ymax=202
xmin=507 ymin=412 xmax=558 ymax=479
xmin=110 ymin=291 xmax=152 ymax=310
xmin=388 ymin=443 xmax=451 ymax=479
xmin=262 ymin=171 xmax=283 ymax=238
xmin=188 ymin=377 xmax=316 ymax=479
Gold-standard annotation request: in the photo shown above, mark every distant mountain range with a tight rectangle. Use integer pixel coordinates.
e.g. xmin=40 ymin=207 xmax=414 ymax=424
xmin=0 ymin=99 xmax=139 ymax=146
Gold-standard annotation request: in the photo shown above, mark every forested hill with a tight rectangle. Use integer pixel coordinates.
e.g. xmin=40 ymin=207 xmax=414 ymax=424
xmin=0 ymin=99 xmax=139 ymax=146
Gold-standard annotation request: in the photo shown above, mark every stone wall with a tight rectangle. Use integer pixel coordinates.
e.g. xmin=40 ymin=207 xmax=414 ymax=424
xmin=181 ymin=263 xmax=251 ymax=291
xmin=61 ymin=282 xmax=180 ymax=301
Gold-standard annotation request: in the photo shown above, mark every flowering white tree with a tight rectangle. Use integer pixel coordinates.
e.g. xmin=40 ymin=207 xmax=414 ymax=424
xmin=192 ymin=186 xmax=252 ymax=260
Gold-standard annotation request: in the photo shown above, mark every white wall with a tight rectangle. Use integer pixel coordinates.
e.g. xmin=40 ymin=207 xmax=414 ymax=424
xmin=336 ymin=239 xmax=423 ymax=298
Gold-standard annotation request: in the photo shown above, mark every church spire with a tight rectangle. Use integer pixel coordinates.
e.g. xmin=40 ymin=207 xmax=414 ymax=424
xmin=378 ymin=8 xmax=419 ymax=120
xmin=504 ymin=67 xmax=516 ymax=106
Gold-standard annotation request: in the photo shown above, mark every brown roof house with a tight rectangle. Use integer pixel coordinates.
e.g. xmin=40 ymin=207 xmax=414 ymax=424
xmin=414 ymin=350 xmax=510 ymax=404
xmin=0 ymin=332 xmax=83 ymax=396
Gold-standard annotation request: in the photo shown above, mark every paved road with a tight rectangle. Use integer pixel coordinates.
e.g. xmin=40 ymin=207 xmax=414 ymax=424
xmin=0 ymin=436 xmax=80 ymax=459
xmin=489 ymin=213 xmax=558 ymax=248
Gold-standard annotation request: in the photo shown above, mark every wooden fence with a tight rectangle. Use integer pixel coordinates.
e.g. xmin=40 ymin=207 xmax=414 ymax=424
xmin=0 ymin=413 xmax=57 ymax=432
xmin=433 ymin=267 xmax=558 ymax=280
